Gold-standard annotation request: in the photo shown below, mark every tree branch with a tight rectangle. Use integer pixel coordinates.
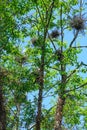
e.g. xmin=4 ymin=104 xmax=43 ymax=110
xmin=44 ymin=1 xmax=54 ymax=40
xmin=48 ymin=66 xmax=60 ymax=71
xmin=28 ymin=123 xmax=36 ymax=130
xmin=67 ymin=63 xmax=82 ymax=80
xmin=72 ymin=46 xmax=87 ymax=48
xmin=69 ymin=30 xmax=79 ymax=47
xmin=82 ymin=62 xmax=87 ymax=66
xmin=65 ymin=82 xmax=87 ymax=93
xmin=36 ymin=5 xmax=44 ymax=26
xmin=48 ymin=33 xmax=57 ymax=51
xmin=66 ymin=62 xmax=87 ymax=83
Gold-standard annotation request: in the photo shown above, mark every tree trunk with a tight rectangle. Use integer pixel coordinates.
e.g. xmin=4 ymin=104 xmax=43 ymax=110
xmin=54 ymin=96 xmax=65 ymax=130
xmin=54 ymin=70 xmax=66 ymax=130
xmin=0 ymin=86 xmax=6 ymax=130
xmin=54 ymin=58 xmax=66 ymax=130
xmin=54 ymin=4 xmax=66 ymax=129
xmin=36 ymin=87 xmax=43 ymax=130
xmin=36 ymin=46 xmax=44 ymax=130
xmin=35 ymin=2 xmax=54 ymax=129
xmin=16 ymin=103 xmax=20 ymax=130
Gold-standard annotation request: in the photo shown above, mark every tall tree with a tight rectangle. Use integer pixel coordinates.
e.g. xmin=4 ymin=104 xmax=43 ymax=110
xmin=1 ymin=0 xmax=87 ymax=130
xmin=0 ymin=0 xmax=31 ymax=129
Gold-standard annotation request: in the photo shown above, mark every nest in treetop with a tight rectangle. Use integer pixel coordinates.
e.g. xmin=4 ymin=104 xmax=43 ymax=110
xmin=50 ymin=29 xmax=60 ymax=38
xmin=15 ymin=56 xmax=27 ymax=64
xmin=32 ymin=69 xmax=42 ymax=84
xmin=70 ymin=15 xmax=85 ymax=30
xmin=31 ymin=38 xmax=38 ymax=46
xmin=55 ymin=49 xmax=64 ymax=61
xmin=31 ymin=37 xmax=41 ymax=47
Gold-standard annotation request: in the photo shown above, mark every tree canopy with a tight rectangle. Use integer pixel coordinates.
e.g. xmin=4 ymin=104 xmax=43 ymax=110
xmin=0 ymin=0 xmax=87 ymax=130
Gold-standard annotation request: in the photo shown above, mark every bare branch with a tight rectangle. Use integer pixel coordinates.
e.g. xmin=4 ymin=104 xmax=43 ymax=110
xmin=81 ymin=62 xmax=87 ymax=66
xmin=28 ymin=123 xmax=36 ymax=130
xmin=48 ymin=33 xmax=57 ymax=51
xmin=80 ymin=0 xmax=83 ymax=16
xmin=72 ymin=46 xmax=87 ymax=48
xmin=69 ymin=30 xmax=79 ymax=47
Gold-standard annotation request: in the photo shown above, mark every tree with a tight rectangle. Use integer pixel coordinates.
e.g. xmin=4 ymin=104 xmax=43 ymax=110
xmin=29 ymin=0 xmax=87 ymax=129
xmin=1 ymin=0 xmax=87 ymax=130
xmin=0 ymin=1 xmax=31 ymax=129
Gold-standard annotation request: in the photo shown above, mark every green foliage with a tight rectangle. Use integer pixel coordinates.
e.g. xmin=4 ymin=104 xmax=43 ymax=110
xmin=0 ymin=0 xmax=87 ymax=130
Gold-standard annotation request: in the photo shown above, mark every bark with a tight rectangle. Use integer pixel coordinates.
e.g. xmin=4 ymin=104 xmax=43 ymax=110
xmin=0 ymin=85 xmax=6 ymax=130
xmin=36 ymin=46 xmax=44 ymax=130
xmin=54 ymin=66 xmax=66 ymax=130
xmin=54 ymin=97 xmax=65 ymax=130
xmin=36 ymin=87 xmax=43 ymax=130
xmin=16 ymin=103 xmax=20 ymax=130
xmin=35 ymin=2 xmax=54 ymax=129
xmin=54 ymin=4 xmax=66 ymax=130
xmin=54 ymin=65 xmax=67 ymax=130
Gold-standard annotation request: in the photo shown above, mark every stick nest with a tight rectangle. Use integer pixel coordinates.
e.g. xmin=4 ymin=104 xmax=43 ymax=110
xmin=31 ymin=38 xmax=39 ymax=46
xmin=55 ymin=50 xmax=64 ymax=61
xmin=70 ymin=15 xmax=85 ymax=30
xmin=50 ymin=30 xmax=60 ymax=38
xmin=31 ymin=37 xmax=42 ymax=47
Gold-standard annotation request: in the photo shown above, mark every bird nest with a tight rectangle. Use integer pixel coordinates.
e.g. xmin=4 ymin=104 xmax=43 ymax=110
xmin=31 ymin=36 xmax=43 ymax=47
xmin=55 ymin=49 xmax=64 ymax=61
xmin=32 ymin=69 xmax=42 ymax=84
xmin=70 ymin=15 xmax=85 ymax=30
xmin=50 ymin=29 xmax=60 ymax=38
xmin=31 ymin=37 xmax=39 ymax=46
